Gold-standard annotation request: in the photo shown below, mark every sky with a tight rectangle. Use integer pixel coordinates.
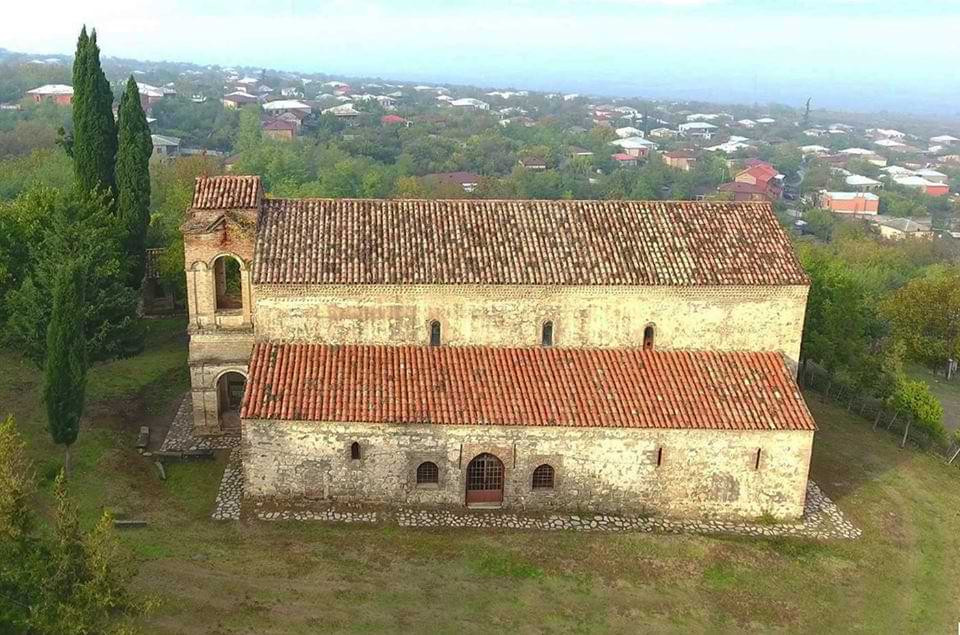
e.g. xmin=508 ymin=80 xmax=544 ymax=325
xmin=3 ymin=0 xmax=960 ymax=114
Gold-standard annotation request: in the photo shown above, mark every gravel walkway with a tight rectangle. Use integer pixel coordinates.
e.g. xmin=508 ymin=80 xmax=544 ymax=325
xmin=245 ymin=480 xmax=860 ymax=540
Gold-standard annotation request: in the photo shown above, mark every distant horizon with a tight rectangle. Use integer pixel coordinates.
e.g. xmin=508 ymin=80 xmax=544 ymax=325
xmin=4 ymin=0 xmax=960 ymax=118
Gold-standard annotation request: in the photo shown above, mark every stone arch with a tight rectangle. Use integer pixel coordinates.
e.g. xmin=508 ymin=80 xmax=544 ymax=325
xmin=212 ymin=253 xmax=245 ymax=312
xmin=215 ymin=369 xmax=247 ymax=431
xmin=465 ymin=452 xmax=504 ymax=506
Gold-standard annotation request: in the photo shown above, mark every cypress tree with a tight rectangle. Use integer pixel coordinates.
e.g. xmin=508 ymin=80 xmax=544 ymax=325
xmin=116 ymin=76 xmax=153 ymax=288
xmin=72 ymin=27 xmax=117 ymax=199
xmin=42 ymin=259 xmax=88 ymax=477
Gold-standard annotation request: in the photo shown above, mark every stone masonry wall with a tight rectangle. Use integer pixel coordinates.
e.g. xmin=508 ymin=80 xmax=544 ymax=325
xmin=243 ymin=420 xmax=814 ymax=520
xmin=252 ymin=284 xmax=809 ymax=370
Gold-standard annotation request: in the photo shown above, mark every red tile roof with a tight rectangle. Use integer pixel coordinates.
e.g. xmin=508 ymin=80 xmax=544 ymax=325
xmin=252 ymin=197 xmax=807 ymax=286
xmin=192 ymin=175 xmax=262 ymax=209
xmin=240 ymin=343 xmax=815 ymax=431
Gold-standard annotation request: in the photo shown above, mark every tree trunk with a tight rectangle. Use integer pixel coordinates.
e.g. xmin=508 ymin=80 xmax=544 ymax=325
xmin=64 ymin=445 xmax=71 ymax=478
xmin=900 ymin=419 xmax=911 ymax=449
xmin=873 ymin=410 xmax=882 ymax=430
xmin=887 ymin=410 xmax=899 ymax=430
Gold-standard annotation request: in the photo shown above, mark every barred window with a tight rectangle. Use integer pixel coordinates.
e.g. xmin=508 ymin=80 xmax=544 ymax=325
xmin=532 ymin=464 xmax=555 ymax=489
xmin=416 ymin=461 xmax=439 ymax=484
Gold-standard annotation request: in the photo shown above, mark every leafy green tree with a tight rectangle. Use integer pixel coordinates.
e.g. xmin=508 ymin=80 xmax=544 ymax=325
xmin=0 ymin=422 xmax=146 ymax=632
xmin=115 ymin=76 xmax=153 ymax=288
xmin=71 ymin=27 xmax=117 ymax=199
xmin=798 ymin=244 xmax=875 ymax=375
xmin=43 ymin=259 xmax=88 ymax=476
xmin=885 ymin=267 xmax=960 ymax=368
xmin=5 ymin=190 xmax=140 ymax=366
xmin=890 ymin=377 xmax=945 ymax=442
xmin=234 ymin=105 xmax=262 ymax=154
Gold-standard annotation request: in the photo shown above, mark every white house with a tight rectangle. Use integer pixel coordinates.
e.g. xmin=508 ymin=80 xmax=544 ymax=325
xmin=262 ymin=99 xmax=312 ymax=115
xmin=845 ymin=174 xmax=883 ymax=191
xmin=678 ymin=121 xmax=718 ymax=139
xmin=450 ymin=98 xmax=490 ymax=110
xmin=615 ymin=126 xmax=642 ymax=138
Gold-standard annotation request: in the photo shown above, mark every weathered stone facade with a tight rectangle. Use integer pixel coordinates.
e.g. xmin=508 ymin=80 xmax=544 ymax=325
xmin=253 ymin=283 xmax=808 ymax=368
xmin=243 ymin=420 xmax=814 ymax=520
xmin=181 ymin=176 xmax=817 ymax=522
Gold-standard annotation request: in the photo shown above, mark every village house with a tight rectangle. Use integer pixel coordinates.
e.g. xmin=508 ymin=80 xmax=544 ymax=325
xmin=718 ymin=163 xmax=782 ymax=202
xmin=611 ymin=153 xmax=638 ymax=167
xmin=845 ymin=174 xmax=883 ymax=192
xmin=151 ymin=134 xmax=181 ymax=158
xmin=380 ymin=114 xmax=410 ymax=127
xmin=25 ymin=84 xmax=73 ymax=105
xmin=819 ymin=191 xmax=879 ymax=215
xmin=262 ymin=99 xmax=312 ymax=117
xmin=518 ymin=156 xmax=547 ymax=170
xmin=662 ymin=150 xmax=697 ymax=171
xmin=424 ymin=171 xmax=483 ymax=193
xmin=870 ymin=216 xmax=934 ymax=240
xmin=678 ymin=121 xmax=717 ymax=140
xmin=181 ymin=175 xmax=814 ymax=521
xmin=262 ymin=118 xmax=297 ymax=141
xmin=610 ymin=136 xmax=656 ymax=158
xmin=930 ymin=135 xmax=959 ymax=146
xmin=222 ymin=91 xmax=259 ymax=109
xmin=892 ymin=175 xmax=950 ymax=196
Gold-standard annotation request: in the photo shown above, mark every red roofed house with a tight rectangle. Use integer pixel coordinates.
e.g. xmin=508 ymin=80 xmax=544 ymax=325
xmin=611 ymin=153 xmax=638 ymax=167
xmin=719 ymin=163 xmax=783 ymax=202
xmin=181 ymin=175 xmax=815 ymax=521
xmin=381 ymin=114 xmax=410 ymax=127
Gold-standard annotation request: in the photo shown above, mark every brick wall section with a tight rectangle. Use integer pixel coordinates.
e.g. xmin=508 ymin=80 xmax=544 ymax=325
xmin=242 ymin=420 xmax=814 ymax=520
xmin=253 ymin=284 xmax=809 ymax=370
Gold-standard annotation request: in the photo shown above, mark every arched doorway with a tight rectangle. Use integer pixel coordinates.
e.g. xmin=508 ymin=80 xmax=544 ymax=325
xmin=217 ymin=371 xmax=246 ymax=431
xmin=213 ymin=255 xmax=243 ymax=312
xmin=465 ymin=453 xmax=504 ymax=506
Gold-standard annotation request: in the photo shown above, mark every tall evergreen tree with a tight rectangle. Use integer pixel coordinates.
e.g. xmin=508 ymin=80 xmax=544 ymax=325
xmin=42 ymin=259 xmax=89 ymax=477
xmin=71 ymin=27 xmax=117 ymax=199
xmin=116 ymin=76 xmax=153 ymax=288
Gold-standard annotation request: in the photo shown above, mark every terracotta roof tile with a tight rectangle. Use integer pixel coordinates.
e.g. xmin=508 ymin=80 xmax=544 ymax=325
xmin=253 ymin=197 xmax=808 ymax=286
xmin=192 ymin=175 xmax=262 ymax=210
xmin=241 ymin=343 xmax=816 ymax=431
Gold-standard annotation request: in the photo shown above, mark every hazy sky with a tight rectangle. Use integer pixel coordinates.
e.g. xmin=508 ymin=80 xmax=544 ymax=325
xmin=4 ymin=0 xmax=960 ymax=113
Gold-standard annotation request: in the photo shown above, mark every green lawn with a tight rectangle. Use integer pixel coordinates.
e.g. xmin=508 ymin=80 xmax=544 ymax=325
xmin=4 ymin=322 xmax=960 ymax=633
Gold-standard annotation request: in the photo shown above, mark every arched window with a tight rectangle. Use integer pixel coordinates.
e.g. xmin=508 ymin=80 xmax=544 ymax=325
xmin=213 ymin=255 xmax=243 ymax=312
xmin=643 ymin=324 xmax=655 ymax=351
xmin=541 ymin=321 xmax=554 ymax=347
xmin=532 ymin=464 xmax=555 ymax=489
xmin=429 ymin=320 xmax=441 ymax=346
xmin=416 ymin=461 xmax=439 ymax=485
xmin=350 ymin=442 xmax=361 ymax=460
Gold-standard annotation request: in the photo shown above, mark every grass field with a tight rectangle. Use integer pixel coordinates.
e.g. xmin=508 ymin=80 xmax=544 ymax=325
xmin=3 ymin=318 xmax=960 ymax=633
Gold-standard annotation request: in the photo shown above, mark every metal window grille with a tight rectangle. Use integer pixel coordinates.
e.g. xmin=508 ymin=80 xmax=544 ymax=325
xmin=532 ymin=464 xmax=555 ymax=489
xmin=417 ymin=461 xmax=439 ymax=484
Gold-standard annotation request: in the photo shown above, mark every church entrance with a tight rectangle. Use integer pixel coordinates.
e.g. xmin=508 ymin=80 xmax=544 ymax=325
xmin=465 ymin=453 xmax=504 ymax=506
xmin=217 ymin=372 xmax=246 ymax=432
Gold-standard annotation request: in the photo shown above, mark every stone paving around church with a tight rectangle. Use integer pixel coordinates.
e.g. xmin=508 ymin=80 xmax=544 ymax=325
xmin=160 ymin=394 xmax=861 ymax=539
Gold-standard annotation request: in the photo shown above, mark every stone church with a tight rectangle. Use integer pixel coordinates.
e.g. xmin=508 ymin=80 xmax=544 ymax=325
xmin=182 ymin=175 xmax=816 ymax=521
